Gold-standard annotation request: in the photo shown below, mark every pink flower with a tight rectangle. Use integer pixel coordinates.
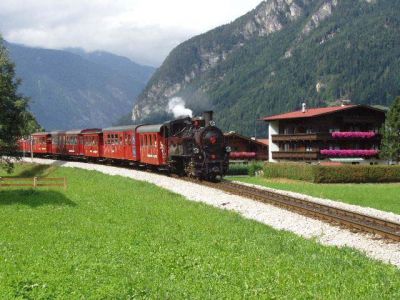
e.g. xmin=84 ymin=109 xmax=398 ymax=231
xmin=230 ymin=152 xmax=257 ymax=158
xmin=332 ymin=132 xmax=376 ymax=139
xmin=320 ymin=149 xmax=379 ymax=157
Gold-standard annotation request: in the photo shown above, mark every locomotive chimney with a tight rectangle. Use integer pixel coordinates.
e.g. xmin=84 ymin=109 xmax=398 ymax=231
xmin=203 ymin=111 xmax=214 ymax=126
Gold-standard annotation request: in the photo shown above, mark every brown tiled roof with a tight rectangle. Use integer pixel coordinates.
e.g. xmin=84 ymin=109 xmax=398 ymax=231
xmin=261 ymin=105 xmax=381 ymax=121
xmin=224 ymin=132 xmax=268 ymax=147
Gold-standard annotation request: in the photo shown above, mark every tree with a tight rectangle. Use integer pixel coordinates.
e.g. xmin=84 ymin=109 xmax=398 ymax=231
xmin=0 ymin=36 xmax=40 ymax=172
xmin=380 ymin=96 xmax=400 ymax=164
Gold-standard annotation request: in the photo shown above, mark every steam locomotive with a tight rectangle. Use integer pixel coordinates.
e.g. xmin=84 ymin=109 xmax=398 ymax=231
xmin=19 ymin=111 xmax=230 ymax=181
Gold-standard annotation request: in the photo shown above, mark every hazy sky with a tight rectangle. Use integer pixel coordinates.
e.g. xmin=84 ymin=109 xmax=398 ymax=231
xmin=0 ymin=0 xmax=261 ymax=66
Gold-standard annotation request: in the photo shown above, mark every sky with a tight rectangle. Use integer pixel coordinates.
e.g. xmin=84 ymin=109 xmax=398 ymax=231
xmin=0 ymin=0 xmax=262 ymax=66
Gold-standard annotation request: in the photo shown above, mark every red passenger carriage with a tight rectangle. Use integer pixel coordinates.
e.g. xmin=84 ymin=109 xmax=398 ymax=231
xmin=50 ymin=131 xmax=67 ymax=155
xmin=137 ymin=124 xmax=168 ymax=166
xmin=18 ymin=139 xmax=31 ymax=154
xmin=103 ymin=125 xmax=141 ymax=161
xmin=31 ymin=132 xmax=51 ymax=154
xmin=82 ymin=129 xmax=103 ymax=158
xmin=65 ymin=130 xmax=84 ymax=156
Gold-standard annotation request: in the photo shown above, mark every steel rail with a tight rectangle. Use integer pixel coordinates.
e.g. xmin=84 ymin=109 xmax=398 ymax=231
xmin=194 ymin=180 xmax=400 ymax=242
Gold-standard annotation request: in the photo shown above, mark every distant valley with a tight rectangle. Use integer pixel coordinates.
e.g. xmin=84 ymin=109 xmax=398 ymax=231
xmin=6 ymin=41 xmax=155 ymax=130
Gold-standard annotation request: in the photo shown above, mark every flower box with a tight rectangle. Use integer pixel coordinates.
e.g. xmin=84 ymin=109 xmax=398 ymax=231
xmin=331 ymin=132 xmax=376 ymax=139
xmin=320 ymin=149 xmax=379 ymax=157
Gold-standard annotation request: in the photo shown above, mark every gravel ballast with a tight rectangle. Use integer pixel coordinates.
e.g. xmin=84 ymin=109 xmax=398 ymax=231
xmin=22 ymin=158 xmax=400 ymax=268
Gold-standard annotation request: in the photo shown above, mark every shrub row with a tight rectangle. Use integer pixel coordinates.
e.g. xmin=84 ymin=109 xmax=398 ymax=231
xmin=263 ymin=163 xmax=315 ymax=182
xmin=263 ymin=163 xmax=400 ymax=183
xmin=227 ymin=161 xmax=265 ymax=176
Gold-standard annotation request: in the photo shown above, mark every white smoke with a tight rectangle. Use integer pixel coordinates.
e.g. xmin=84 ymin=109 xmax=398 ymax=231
xmin=167 ymin=97 xmax=193 ymax=118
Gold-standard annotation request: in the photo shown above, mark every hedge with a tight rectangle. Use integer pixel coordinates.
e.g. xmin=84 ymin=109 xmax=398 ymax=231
xmin=263 ymin=163 xmax=315 ymax=182
xmin=263 ymin=163 xmax=400 ymax=183
xmin=227 ymin=161 xmax=265 ymax=176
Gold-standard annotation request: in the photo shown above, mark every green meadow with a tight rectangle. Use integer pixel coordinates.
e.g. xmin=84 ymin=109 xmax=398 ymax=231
xmin=1 ymin=163 xmax=400 ymax=299
xmin=230 ymin=176 xmax=400 ymax=215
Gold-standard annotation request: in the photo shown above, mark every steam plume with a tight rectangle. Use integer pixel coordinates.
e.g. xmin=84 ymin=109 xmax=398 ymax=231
xmin=167 ymin=97 xmax=193 ymax=118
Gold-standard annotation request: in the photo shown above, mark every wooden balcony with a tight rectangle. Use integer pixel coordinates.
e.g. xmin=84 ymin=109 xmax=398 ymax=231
xmin=272 ymin=151 xmax=319 ymax=160
xmin=272 ymin=133 xmax=331 ymax=142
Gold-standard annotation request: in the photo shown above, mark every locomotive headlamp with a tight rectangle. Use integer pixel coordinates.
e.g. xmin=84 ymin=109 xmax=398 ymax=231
xmin=193 ymin=147 xmax=200 ymax=154
xmin=225 ymin=146 xmax=232 ymax=153
xmin=209 ymin=120 xmax=216 ymax=127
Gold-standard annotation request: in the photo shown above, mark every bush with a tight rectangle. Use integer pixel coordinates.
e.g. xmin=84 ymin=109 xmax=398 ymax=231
xmin=313 ymin=165 xmax=400 ymax=183
xmin=263 ymin=163 xmax=315 ymax=182
xmin=263 ymin=163 xmax=400 ymax=183
xmin=227 ymin=163 xmax=249 ymax=176
xmin=227 ymin=161 xmax=265 ymax=176
xmin=247 ymin=161 xmax=265 ymax=176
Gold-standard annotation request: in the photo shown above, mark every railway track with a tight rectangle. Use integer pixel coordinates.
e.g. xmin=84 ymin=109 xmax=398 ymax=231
xmin=194 ymin=180 xmax=400 ymax=242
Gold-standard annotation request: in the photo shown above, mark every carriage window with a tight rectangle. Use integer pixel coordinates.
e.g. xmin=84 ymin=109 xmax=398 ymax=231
xmin=119 ymin=135 xmax=123 ymax=145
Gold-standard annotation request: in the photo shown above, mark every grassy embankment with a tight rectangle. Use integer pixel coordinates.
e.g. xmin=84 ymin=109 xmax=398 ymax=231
xmin=230 ymin=176 xmax=400 ymax=215
xmin=1 ymin=163 xmax=400 ymax=298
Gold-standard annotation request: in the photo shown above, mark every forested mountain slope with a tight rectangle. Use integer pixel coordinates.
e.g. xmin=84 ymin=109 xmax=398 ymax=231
xmin=132 ymin=0 xmax=400 ymax=135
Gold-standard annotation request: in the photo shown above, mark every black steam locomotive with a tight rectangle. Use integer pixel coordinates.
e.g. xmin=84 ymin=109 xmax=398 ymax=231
xmin=166 ymin=111 xmax=230 ymax=180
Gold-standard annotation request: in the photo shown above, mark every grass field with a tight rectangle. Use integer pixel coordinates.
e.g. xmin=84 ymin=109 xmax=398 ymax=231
xmin=230 ymin=176 xmax=400 ymax=215
xmin=1 ymin=163 xmax=400 ymax=298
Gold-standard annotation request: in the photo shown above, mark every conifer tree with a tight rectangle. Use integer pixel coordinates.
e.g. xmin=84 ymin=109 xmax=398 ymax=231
xmin=0 ymin=36 xmax=40 ymax=172
xmin=380 ymin=96 xmax=400 ymax=164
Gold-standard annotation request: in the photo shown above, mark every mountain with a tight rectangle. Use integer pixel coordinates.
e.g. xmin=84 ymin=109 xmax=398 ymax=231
xmin=64 ymin=48 xmax=154 ymax=85
xmin=5 ymin=42 xmax=155 ymax=130
xmin=132 ymin=0 xmax=400 ymax=136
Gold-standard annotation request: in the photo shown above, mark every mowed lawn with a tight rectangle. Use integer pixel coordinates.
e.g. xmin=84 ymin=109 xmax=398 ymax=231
xmin=1 ymin=164 xmax=400 ymax=298
xmin=230 ymin=176 xmax=400 ymax=215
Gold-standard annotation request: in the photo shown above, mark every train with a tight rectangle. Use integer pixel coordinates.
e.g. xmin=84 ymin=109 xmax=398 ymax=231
xmin=18 ymin=111 xmax=230 ymax=180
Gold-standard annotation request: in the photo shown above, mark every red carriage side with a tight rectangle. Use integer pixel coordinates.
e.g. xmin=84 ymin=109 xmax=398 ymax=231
xmin=103 ymin=125 xmax=142 ymax=161
xmin=50 ymin=131 xmax=67 ymax=155
xmin=31 ymin=132 xmax=51 ymax=154
xmin=65 ymin=130 xmax=84 ymax=156
xmin=18 ymin=138 xmax=31 ymax=153
xmin=137 ymin=124 xmax=168 ymax=166
xmin=81 ymin=129 xmax=103 ymax=158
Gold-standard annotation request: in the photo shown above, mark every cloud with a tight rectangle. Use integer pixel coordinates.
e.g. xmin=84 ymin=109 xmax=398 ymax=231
xmin=0 ymin=0 xmax=261 ymax=66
